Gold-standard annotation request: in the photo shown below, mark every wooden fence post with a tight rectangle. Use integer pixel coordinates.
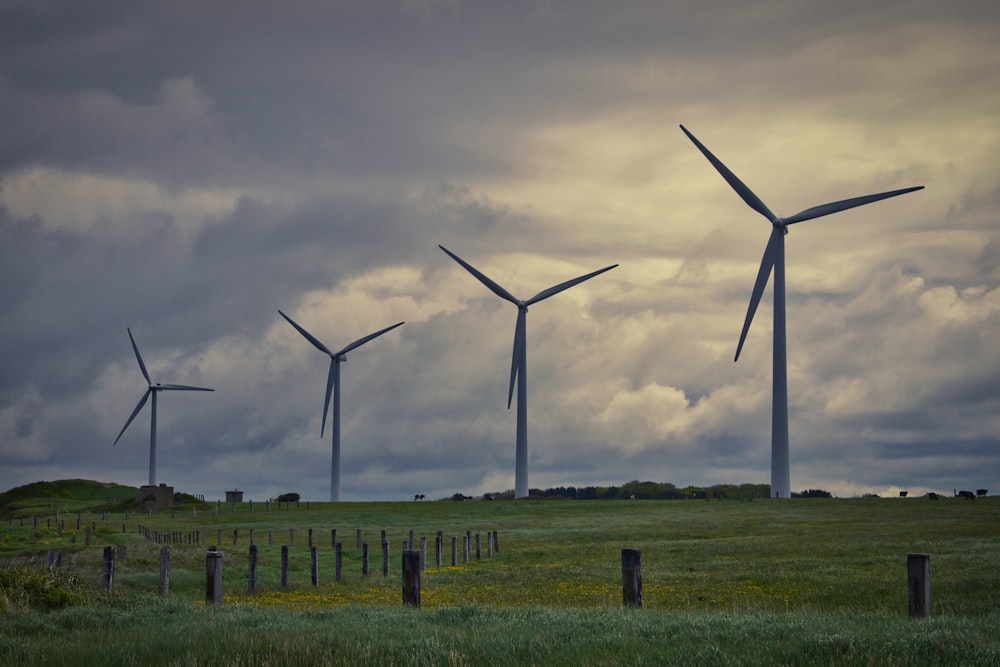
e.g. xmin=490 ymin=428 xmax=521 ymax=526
xmin=475 ymin=533 xmax=481 ymax=560
xmin=159 ymin=547 xmax=170 ymax=596
xmin=205 ymin=546 xmax=222 ymax=606
xmin=248 ymin=544 xmax=258 ymax=594
xmin=908 ymin=553 xmax=931 ymax=618
xmin=451 ymin=536 xmax=457 ymax=566
xmin=335 ymin=542 xmax=343 ymax=581
xmin=362 ymin=542 xmax=369 ymax=576
xmin=102 ymin=546 xmax=115 ymax=591
xmin=463 ymin=534 xmax=470 ymax=564
xmin=281 ymin=545 xmax=289 ymax=588
xmin=402 ymin=550 xmax=421 ymax=607
xmin=420 ymin=536 xmax=427 ymax=571
xmin=493 ymin=530 xmax=499 ymax=553
xmin=436 ymin=531 xmax=442 ymax=568
xmin=311 ymin=546 xmax=319 ymax=586
xmin=382 ymin=541 xmax=390 ymax=577
xmin=621 ymin=548 xmax=642 ymax=608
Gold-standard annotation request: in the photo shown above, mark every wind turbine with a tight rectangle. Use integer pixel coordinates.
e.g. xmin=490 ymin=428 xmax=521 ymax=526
xmin=680 ymin=124 xmax=923 ymax=498
xmin=440 ymin=245 xmax=618 ymax=499
xmin=278 ymin=310 xmax=404 ymax=502
xmin=113 ymin=328 xmax=214 ymax=487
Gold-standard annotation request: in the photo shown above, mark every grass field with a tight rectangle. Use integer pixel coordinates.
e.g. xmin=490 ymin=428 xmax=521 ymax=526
xmin=2 ymin=489 xmax=999 ymax=665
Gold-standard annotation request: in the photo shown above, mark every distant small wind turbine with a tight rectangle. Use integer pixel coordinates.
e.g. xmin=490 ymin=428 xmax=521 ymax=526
xmin=680 ymin=124 xmax=923 ymax=499
xmin=440 ymin=245 xmax=617 ymax=499
xmin=113 ymin=328 xmax=214 ymax=487
xmin=278 ymin=310 xmax=404 ymax=502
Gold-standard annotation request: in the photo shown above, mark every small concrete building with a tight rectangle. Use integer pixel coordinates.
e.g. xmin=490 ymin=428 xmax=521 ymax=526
xmin=225 ymin=489 xmax=244 ymax=503
xmin=137 ymin=483 xmax=174 ymax=509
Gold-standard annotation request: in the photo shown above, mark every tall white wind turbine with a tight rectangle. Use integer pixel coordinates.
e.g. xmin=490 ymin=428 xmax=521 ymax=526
xmin=278 ymin=310 xmax=404 ymax=502
xmin=680 ymin=124 xmax=923 ymax=498
xmin=440 ymin=245 xmax=617 ymax=499
xmin=112 ymin=328 xmax=214 ymax=486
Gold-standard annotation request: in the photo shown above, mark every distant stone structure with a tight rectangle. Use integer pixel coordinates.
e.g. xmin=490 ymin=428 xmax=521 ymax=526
xmin=137 ymin=483 xmax=174 ymax=509
xmin=225 ymin=489 xmax=244 ymax=503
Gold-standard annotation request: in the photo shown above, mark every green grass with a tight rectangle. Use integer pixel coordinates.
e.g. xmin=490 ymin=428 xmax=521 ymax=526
xmin=2 ymin=492 xmax=1000 ymax=665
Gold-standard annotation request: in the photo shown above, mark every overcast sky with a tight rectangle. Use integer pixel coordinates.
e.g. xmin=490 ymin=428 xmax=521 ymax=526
xmin=2 ymin=0 xmax=997 ymax=501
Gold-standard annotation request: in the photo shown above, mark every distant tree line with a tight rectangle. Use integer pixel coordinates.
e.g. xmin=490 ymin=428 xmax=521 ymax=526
xmin=461 ymin=481 xmax=790 ymax=501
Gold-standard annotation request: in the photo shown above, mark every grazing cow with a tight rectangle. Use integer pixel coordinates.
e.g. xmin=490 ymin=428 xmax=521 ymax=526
xmin=954 ymin=489 xmax=976 ymax=500
xmin=977 ymin=489 xmax=988 ymax=497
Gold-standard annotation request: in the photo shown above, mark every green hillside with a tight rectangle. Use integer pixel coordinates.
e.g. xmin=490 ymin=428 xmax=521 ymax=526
xmin=0 ymin=479 xmax=138 ymax=516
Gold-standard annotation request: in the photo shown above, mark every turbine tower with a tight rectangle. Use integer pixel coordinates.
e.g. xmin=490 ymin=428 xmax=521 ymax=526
xmin=113 ymin=328 xmax=214 ymax=486
xmin=278 ymin=310 xmax=404 ymax=502
xmin=440 ymin=245 xmax=617 ymax=499
xmin=680 ymin=124 xmax=923 ymax=498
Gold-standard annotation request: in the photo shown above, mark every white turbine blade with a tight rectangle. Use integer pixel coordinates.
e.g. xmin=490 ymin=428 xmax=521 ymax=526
xmin=508 ymin=308 xmax=526 ymax=410
xmin=334 ymin=321 xmax=405 ymax=357
xmin=157 ymin=384 xmax=215 ymax=392
xmin=278 ymin=310 xmax=333 ymax=355
xmin=735 ymin=228 xmax=779 ymax=362
xmin=127 ymin=328 xmax=152 ymax=385
xmin=321 ymin=358 xmax=336 ymax=438
xmin=526 ymin=264 xmax=618 ymax=306
xmin=782 ymin=186 xmax=925 ymax=225
xmin=680 ymin=125 xmax=778 ymax=223
xmin=439 ymin=245 xmax=520 ymax=305
xmin=113 ymin=388 xmax=151 ymax=445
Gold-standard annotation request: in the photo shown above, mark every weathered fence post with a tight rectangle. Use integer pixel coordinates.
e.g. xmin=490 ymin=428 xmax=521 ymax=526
xmin=493 ymin=530 xmax=499 ymax=553
xmin=475 ymin=533 xmax=481 ymax=560
xmin=311 ymin=546 xmax=319 ymax=586
xmin=420 ymin=536 xmax=427 ymax=571
xmin=205 ymin=546 xmax=222 ymax=606
xmin=436 ymin=531 xmax=442 ymax=568
xmin=362 ymin=542 xmax=370 ymax=576
xmin=451 ymin=536 xmax=458 ymax=566
xmin=621 ymin=548 xmax=642 ymax=608
xmin=402 ymin=550 xmax=421 ymax=607
xmin=281 ymin=545 xmax=289 ymax=588
xmin=463 ymin=534 xmax=470 ymax=564
xmin=248 ymin=544 xmax=258 ymax=594
xmin=908 ymin=553 xmax=931 ymax=618
xmin=335 ymin=542 xmax=343 ymax=581
xmin=102 ymin=546 xmax=115 ymax=590
xmin=159 ymin=547 xmax=170 ymax=596
xmin=382 ymin=540 xmax=390 ymax=577
xmin=488 ymin=533 xmax=494 ymax=557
